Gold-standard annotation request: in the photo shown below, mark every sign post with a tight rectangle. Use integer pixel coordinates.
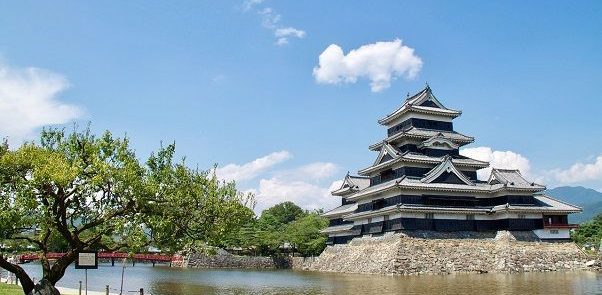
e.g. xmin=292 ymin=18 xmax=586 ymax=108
xmin=75 ymin=252 xmax=98 ymax=295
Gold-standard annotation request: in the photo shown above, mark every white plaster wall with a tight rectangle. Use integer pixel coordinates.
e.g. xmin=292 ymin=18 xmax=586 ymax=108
xmin=533 ymin=229 xmax=570 ymax=240
xmin=372 ymin=216 xmax=385 ymax=222
xmin=354 ymin=219 xmax=369 ymax=225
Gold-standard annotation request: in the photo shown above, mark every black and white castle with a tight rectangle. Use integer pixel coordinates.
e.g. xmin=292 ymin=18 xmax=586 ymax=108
xmin=322 ymin=85 xmax=581 ymax=244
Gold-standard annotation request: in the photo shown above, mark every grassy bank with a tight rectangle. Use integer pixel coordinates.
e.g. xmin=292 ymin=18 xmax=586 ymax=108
xmin=0 ymin=282 xmax=23 ymax=295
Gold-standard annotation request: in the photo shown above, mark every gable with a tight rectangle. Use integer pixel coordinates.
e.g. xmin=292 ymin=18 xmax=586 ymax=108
xmin=420 ymin=134 xmax=460 ymax=150
xmin=432 ymin=171 xmax=469 ymax=185
xmin=419 ymin=99 xmax=440 ymax=108
xmin=421 ymin=156 xmax=475 ymax=186
xmin=372 ymin=142 xmax=402 ymax=166
xmin=379 ymin=153 xmax=394 ymax=164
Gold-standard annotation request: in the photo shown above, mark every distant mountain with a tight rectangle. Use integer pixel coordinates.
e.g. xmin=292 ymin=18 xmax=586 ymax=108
xmin=545 ymin=186 xmax=602 ymax=224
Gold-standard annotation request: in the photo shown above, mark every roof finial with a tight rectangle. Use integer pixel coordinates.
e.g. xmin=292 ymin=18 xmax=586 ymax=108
xmin=425 ymin=81 xmax=429 ymax=87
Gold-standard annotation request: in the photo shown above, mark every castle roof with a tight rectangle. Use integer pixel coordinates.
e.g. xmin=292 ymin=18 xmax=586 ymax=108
xmin=347 ymin=169 xmax=545 ymax=201
xmin=488 ymin=168 xmax=540 ymax=187
xmin=358 ymin=151 xmax=488 ymax=176
xmin=319 ymin=224 xmax=355 ymax=234
xmin=369 ymin=127 xmax=474 ymax=151
xmin=342 ymin=195 xmax=581 ymax=221
xmin=322 ymin=203 xmax=358 ymax=218
xmin=420 ymin=156 xmax=475 ymax=186
xmin=331 ymin=173 xmax=370 ymax=196
xmin=378 ymin=86 xmax=461 ymax=125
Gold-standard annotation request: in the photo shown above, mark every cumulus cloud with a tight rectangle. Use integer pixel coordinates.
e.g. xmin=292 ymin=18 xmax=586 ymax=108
xmin=313 ymin=39 xmax=423 ymax=92
xmin=253 ymin=178 xmax=341 ymax=213
xmin=460 ymin=147 xmax=533 ymax=181
xmin=215 ymin=151 xmax=292 ymax=182
xmin=251 ymin=161 xmax=339 ymax=212
xmin=216 ymin=150 xmax=341 ymax=212
xmin=276 ymin=162 xmax=338 ymax=181
xmin=0 ymin=63 xmax=82 ymax=145
xmin=552 ymin=155 xmax=602 ymax=184
xmin=243 ymin=1 xmax=306 ymax=46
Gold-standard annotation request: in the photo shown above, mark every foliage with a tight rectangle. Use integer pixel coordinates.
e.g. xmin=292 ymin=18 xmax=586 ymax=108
xmin=0 ymin=127 xmax=254 ymax=294
xmin=144 ymin=145 xmax=255 ymax=252
xmin=260 ymin=201 xmax=306 ymax=225
xmin=220 ymin=202 xmax=329 ymax=257
xmin=285 ymin=212 xmax=329 ymax=256
xmin=571 ymin=213 xmax=602 ymax=246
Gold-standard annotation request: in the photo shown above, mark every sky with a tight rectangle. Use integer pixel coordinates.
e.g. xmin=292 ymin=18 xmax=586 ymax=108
xmin=1 ymin=1 xmax=601 ymax=213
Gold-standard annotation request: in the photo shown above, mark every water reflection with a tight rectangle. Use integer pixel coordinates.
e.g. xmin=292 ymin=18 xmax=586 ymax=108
xmin=15 ymin=263 xmax=602 ymax=295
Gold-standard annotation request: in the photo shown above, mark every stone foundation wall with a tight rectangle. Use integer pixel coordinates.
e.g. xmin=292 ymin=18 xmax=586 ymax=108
xmin=186 ymin=252 xmax=290 ymax=269
xmin=300 ymin=231 xmax=588 ymax=275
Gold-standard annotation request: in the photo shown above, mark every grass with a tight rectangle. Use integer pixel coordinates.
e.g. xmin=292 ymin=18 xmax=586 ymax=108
xmin=0 ymin=282 xmax=24 ymax=295
xmin=0 ymin=282 xmax=82 ymax=295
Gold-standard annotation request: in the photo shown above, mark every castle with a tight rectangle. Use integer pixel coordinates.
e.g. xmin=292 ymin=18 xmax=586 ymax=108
xmin=321 ymin=85 xmax=581 ymax=244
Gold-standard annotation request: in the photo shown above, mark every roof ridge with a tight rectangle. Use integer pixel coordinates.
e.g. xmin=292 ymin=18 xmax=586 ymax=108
xmin=493 ymin=168 xmax=521 ymax=172
xmin=539 ymin=194 xmax=583 ymax=210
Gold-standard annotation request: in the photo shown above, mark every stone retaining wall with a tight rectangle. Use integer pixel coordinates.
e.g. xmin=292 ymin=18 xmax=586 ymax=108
xmin=186 ymin=252 xmax=290 ymax=269
xmin=299 ymin=231 xmax=589 ymax=275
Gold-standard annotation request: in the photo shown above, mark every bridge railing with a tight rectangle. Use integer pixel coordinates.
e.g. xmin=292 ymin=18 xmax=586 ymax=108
xmin=19 ymin=252 xmax=181 ymax=263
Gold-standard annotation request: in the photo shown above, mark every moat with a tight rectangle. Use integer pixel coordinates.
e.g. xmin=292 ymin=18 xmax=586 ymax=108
xmin=10 ymin=263 xmax=602 ymax=295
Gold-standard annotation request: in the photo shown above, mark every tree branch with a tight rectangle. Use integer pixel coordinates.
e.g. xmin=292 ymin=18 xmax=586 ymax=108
xmin=0 ymin=254 xmax=35 ymax=294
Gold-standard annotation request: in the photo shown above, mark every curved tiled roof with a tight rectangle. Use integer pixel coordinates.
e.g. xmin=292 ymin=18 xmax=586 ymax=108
xmin=322 ymin=203 xmax=358 ymax=218
xmin=378 ymin=86 xmax=461 ymax=125
xmin=369 ymin=127 xmax=474 ymax=151
xmin=331 ymin=173 xmax=370 ymax=196
xmin=319 ymin=224 xmax=355 ymax=234
xmin=358 ymin=152 xmax=488 ymax=176
xmin=420 ymin=155 xmax=475 ymax=186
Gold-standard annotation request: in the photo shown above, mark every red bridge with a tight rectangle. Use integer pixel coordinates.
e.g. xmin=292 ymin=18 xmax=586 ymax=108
xmin=19 ymin=252 xmax=182 ymax=264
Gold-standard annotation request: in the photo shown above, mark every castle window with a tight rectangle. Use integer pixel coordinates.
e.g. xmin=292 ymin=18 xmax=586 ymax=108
xmin=550 ymin=229 xmax=559 ymax=234
xmin=372 ymin=199 xmax=386 ymax=210
xmin=425 ymin=213 xmax=434 ymax=219
xmin=518 ymin=214 xmax=526 ymax=219
xmin=466 ymin=214 xmax=475 ymax=220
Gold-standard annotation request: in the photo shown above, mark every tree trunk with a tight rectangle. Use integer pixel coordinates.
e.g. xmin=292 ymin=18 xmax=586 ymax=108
xmin=28 ymin=279 xmax=61 ymax=295
xmin=0 ymin=255 xmax=35 ymax=294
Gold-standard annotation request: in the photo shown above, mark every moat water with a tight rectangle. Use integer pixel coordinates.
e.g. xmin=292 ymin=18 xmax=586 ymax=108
xmin=8 ymin=262 xmax=602 ymax=295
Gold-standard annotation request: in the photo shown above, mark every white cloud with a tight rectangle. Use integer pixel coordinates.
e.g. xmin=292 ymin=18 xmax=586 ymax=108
xmin=274 ymin=27 xmax=306 ymax=46
xmin=242 ymin=0 xmax=264 ymax=12
xmin=0 ymin=63 xmax=82 ymax=145
xmin=253 ymin=177 xmax=341 ymax=213
xmin=460 ymin=147 xmax=533 ymax=181
xmin=277 ymin=162 xmax=338 ymax=181
xmin=251 ymin=162 xmax=339 ymax=212
xmin=552 ymin=155 xmax=602 ymax=184
xmin=215 ymin=151 xmax=292 ymax=182
xmin=312 ymin=39 xmax=423 ymax=92
xmin=243 ymin=2 xmax=306 ymax=46
xmin=216 ymin=150 xmax=341 ymax=212
xmin=258 ymin=7 xmax=281 ymax=30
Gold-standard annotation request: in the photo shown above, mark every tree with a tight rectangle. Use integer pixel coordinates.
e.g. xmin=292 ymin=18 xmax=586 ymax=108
xmin=286 ymin=212 xmax=328 ymax=256
xmin=260 ymin=201 xmax=306 ymax=225
xmin=572 ymin=213 xmax=602 ymax=246
xmin=0 ymin=128 xmax=253 ymax=295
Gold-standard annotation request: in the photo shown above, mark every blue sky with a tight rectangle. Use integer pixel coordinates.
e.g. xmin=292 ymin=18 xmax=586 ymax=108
xmin=1 ymin=1 xmax=601 ymax=211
